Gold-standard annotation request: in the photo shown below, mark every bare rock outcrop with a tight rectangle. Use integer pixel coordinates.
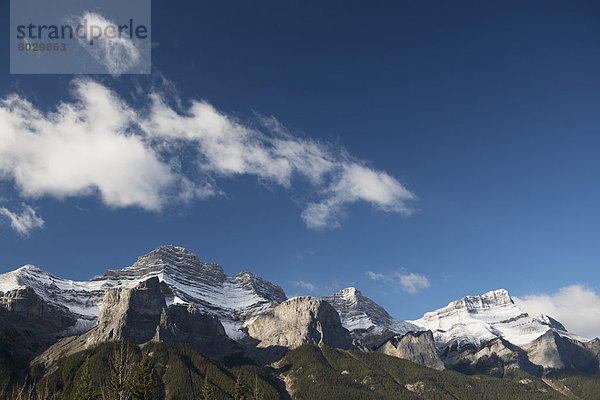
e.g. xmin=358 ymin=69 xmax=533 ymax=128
xmin=90 ymin=277 xmax=166 ymax=344
xmin=247 ymin=296 xmax=352 ymax=349
xmin=524 ymin=330 xmax=598 ymax=374
xmin=376 ymin=330 xmax=444 ymax=370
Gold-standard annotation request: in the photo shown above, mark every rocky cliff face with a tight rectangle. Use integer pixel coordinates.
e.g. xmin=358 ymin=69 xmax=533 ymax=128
xmin=524 ymin=330 xmax=599 ymax=374
xmin=376 ymin=331 xmax=444 ymax=370
xmin=91 ymin=277 xmax=167 ymax=344
xmin=247 ymin=296 xmax=352 ymax=350
xmin=34 ymin=277 xmax=236 ymax=366
xmin=585 ymin=338 xmax=600 ymax=369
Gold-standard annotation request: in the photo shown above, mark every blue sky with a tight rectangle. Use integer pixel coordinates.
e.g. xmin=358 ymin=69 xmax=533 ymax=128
xmin=1 ymin=1 xmax=600 ymax=336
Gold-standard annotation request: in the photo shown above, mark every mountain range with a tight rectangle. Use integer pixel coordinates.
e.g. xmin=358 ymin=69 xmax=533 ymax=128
xmin=1 ymin=245 xmax=599 ymax=398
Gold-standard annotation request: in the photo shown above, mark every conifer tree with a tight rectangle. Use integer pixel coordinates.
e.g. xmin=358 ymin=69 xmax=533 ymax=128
xmin=252 ymin=374 xmax=261 ymax=400
xmin=233 ymin=375 xmax=247 ymax=400
xmin=106 ymin=341 xmax=134 ymax=400
xmin=130 ymin=351 xmax=157 ymax=400
xmin=75 ymin=356 xmax=96 ymax=400
xmin=200 ymin=372 xmax=213 ymax=400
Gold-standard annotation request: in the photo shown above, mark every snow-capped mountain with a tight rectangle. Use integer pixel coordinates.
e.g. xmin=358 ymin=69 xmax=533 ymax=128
xmin=0 ymin=246 xmax=287 ymax=339
xmin=322 ymin=287 xmax=418 ymax=345
xmin=1 ymin=246 xmax=599 ymax=377
xmin=409 ymin=289 xmax=584 ymax=349
xmin=0 ymin=249 xmax=583 ymax=348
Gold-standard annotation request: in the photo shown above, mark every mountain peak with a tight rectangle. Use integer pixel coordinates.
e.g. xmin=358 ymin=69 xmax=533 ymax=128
xmin=451 ymin=288 xmax=514 ymax=311
xmin=132 ymin=245 xmax=210 ymax=269
xmin=235 ymin=269 xmax=287 ymax=304
xmin=102 ymin=245 xmax=225 ymax=280
xmin=235 ymin=268 xmax=253 ymax=278
xmin=17 ymin=264 xmax=44 ymax=273
xmin=1 ymin=264 xmax=53 ymax=295
xmin=146 ymin=245 xmax=195 ymax=257
xmin=537 ymin=314 xmax=567 ymax=331
xmin=338 ymin=287 xmax=361 ymax=298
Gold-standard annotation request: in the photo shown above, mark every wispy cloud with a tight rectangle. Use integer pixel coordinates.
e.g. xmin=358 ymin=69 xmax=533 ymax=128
xmin=514 ymin=285 xmax=600 ymax=339
xmin=294 ymin=249 xmax=315 ymax=262
xmin=366 ymin=270 xmax=430 ymax=294
xmin=0 ymin=79 xmax=416 ymax=232
xmin=293 ymin=280 xmax=319 ymax=292
xmin=289 ymin=279 xmax=352 ymax=297
xmin=366 ymin=271 xmax=386 ymax=280
xmin=0 ymin=204 xmax=45 ymax=237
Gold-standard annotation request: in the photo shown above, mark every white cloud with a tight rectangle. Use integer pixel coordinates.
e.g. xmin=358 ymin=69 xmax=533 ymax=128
xmin=366 ymin=270 xmax=430 ymax=294
xmin=514 ymin=285 xmax=600 ymax=339
xmin=0 ymin=79 xmax=416 ymax=230
xmin=0 ymin=204 xmax=45 ymax=237
xmin=0 ymin=80 xmax=187 ymax=211
xmin=71 ymin=12 xmax=142 ymax=75
xmin=398 ymin=273 xmax=431 ymax=294
xmin=301 ymin=164 xmax=416 ymax=230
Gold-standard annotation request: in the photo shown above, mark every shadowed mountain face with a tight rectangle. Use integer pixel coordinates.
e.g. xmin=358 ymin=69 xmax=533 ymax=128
xmin=0 ymin=245 xmax=599 ymax=381
xmin=0 ymin=287 xmax=76 ymax=360
xmin=443 ymin=337 xmax=544 ymax=377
